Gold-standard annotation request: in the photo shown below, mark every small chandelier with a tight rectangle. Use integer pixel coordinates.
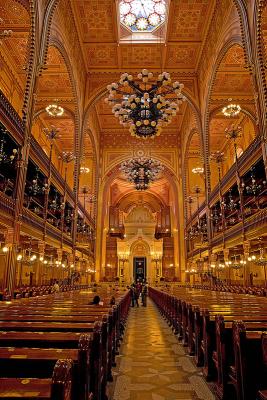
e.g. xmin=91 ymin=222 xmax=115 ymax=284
xmin=225 ymin=124 xmax=242 ymax=140
xmin=80 ymin=166 xmax=90 ymax=174
xmin=222 ymin=99 xmax=241 ymax=117
xmin=192 ymin=166 xmax=204 ymax=175
xmin=29 ymin=168 xmax=48 ymax=196
xmin=105 ymin=69 xmax=185 ymax=139
xmin=59 ymin=151 xmax=75 ymax=164
xmin=210 ymin=150 xmax=225 ymax=164
xmin=0 ymin=18 xmax=12 ymax=45
xmin=120 ymin=157 xmax=163 ymax=190
xmin=43 ymin=125 xmax=61 ymax=141
xmin=45 ymin=100 xmax=64 ymax=117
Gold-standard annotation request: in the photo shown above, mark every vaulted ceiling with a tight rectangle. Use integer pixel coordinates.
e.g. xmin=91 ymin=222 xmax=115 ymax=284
xmin=0 ymin=0 xmax=259 ymax=202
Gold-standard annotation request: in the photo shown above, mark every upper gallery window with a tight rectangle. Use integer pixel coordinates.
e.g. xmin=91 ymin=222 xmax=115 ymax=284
xmin=120 ymin=0 xmax=166 ymax=32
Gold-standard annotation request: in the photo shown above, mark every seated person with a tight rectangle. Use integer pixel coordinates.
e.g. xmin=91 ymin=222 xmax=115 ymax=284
xmin=90 ymin=295 xmax=103 ymax=306
xmin=53 ymin=280 xmax=60 ymax=293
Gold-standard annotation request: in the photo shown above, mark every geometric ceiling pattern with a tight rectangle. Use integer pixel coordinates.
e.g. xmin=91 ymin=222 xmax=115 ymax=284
xmin=1 ymin=0 xmax=258 ymax=199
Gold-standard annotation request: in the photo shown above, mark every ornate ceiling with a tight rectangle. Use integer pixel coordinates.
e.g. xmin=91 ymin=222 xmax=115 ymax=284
xmin=0 ymin=0 xmax=259 ymax=209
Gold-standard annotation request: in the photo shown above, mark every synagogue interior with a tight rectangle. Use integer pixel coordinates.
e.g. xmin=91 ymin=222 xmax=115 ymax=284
xmin=0 ymin=0 xmax=267 ymax=399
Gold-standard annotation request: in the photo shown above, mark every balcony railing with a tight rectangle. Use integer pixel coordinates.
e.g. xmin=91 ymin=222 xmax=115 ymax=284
xmin=0 ymin=90 xmax=24 ymax=141
xmin=186 ymin=135 xmax=264 ymax=229
xmin=0 ymin=192 xmax=15 ymax=217
xmin=209 ymin=135 xmax=262 ymax=205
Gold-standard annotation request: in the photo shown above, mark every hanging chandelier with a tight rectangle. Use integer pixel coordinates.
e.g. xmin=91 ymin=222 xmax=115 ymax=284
xmin=80 ymin=166 xmax=90 ymax=174
xmin=192 ymin=166 xmax=204 ymax=175
xmin=222 ymin=101 xmax=241 ymax=117
xmin=105 ymin=69 xmax=185 ymax=139
xmin=225 ymin=124 xmax=242 ymax=140
xmin=45 ymin=100 xmax=64 ymax=117
xmin=120 ymin=157 xmax=163 ymax=190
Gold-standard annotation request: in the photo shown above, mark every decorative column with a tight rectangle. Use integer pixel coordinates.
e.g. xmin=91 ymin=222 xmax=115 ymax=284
xmin=243 ymin=240 xmax=250 ymax=286
xmin=2 ymin=227 xmax=17 ymax=293
xmin=42 ymin=127 xmax=61 ymax=241
xmin=38 ymin=242 xmax=45 ymax=285
xmin=223 ymin=248 xmax=230 ymax=283
xmin=56 ymin=248 xmax=63 ymax=282
xmin=225 ymin=125 xmax=246 ymax=239
xmin=151 ymin=253 xmax=161 ymax=282
xmin=59 ymin=151 xmax=75 ymax=248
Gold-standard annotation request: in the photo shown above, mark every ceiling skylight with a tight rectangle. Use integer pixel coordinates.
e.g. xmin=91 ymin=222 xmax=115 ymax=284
xmin=120 ymin=0 xmax=166 ymax=32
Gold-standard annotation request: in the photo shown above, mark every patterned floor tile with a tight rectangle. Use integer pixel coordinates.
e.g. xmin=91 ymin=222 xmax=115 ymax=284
xmin=108 ymin=300 xmax=215 ymax=400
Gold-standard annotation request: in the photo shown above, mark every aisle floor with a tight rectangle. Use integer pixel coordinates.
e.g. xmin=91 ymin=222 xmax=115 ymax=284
xmin=109 ymin=299 xmax=215 ymax=400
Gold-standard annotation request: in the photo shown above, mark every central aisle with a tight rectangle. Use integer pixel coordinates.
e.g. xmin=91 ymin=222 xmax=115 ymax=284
xmin=110 ymin=299 xmax=215 ymax=400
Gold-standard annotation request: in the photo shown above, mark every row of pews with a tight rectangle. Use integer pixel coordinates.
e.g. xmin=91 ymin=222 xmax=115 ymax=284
xmin=149 ymin=286 xmax=267 ymax=400
xmin=0 ymin=288 xmax=130 ymax=399
xmin=1 ymin=284 xmax=90 ymax=301
xmin=191 ymin=284 xmax=267 ymax=297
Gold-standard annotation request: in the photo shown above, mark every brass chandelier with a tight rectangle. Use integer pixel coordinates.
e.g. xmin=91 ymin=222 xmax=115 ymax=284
xmin=120 ymin=157 xmax=163 ymax=190
xmin=105 ymin=69 xmax=185 ymax=139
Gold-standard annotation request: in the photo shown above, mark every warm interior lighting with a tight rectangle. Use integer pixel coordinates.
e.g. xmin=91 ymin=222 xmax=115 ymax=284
xmin=192 ymin=167 xmax=204 ymax=174
xmin=222 ymin=102 xmax=241 ymax=117
xmin=120 ymin=0 xmax=166 ymax=32
xmin=45 ymin=101 xmax=64 ymax=117
xmin=80 ymin=166 xmax=90 ymax=174
xmin=2 ymin=246 xmax=8 ymax=253
xmin=106 ymin=70 xmax=185 ymax=139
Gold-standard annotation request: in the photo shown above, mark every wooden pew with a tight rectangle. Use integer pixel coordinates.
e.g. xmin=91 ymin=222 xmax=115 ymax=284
xmin=0 ymin=359 xmax=74 ymax=400
xmin=0 ymin=289 xmax=130 ymax=400
xmin=149 ymin=286 xmax=267 ymax=400
xmin=257 ymin=333 xmax=267 ymax=399
xmin=0 ymin=336 xmax=92 ymax=400
xmin=228 ymin=322 xmax=267 ymax=400
xmin=213 ymin=317 xmax=267 ymax=399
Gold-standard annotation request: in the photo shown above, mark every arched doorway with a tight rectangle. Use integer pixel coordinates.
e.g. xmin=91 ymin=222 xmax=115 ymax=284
xmin=133 ymin=257 xmax=146 ymax=282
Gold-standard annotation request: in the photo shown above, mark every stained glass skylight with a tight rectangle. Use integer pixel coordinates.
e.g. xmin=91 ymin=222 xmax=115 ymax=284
xmin=120 ymin=0 xmax=166 ymax=32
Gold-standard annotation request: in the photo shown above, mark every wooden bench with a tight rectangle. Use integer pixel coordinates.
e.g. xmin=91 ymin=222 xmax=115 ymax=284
xmin=228 ymin=322 xmax=267 ymax=400
xmin=0 ymin=359 xmax=74 ymax=400
xmin=0 ymin=289 xmax=131 ymax=400
xmin=212 ymin=317 xmax=267 ymax=399
xmin=149 ymin=286 xmax=267 ymax=400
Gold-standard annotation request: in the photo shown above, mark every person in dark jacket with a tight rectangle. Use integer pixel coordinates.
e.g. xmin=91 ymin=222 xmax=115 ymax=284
xmin=141 ymin=283 xmax=148 ymax=307
xmin=130 ymin=284 xmax=139 ymax=307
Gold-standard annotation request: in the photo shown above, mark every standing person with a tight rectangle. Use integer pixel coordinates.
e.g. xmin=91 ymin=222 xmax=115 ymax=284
xmin=134 ymin=285 xmax=139 ymax=307
xmin=141 ymin=283 xmax=148 ymax=307
xmin=136 ymin=280 xmax=142 ymax=297
xmin=130 ymin=284 xmax=136 ymax=307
